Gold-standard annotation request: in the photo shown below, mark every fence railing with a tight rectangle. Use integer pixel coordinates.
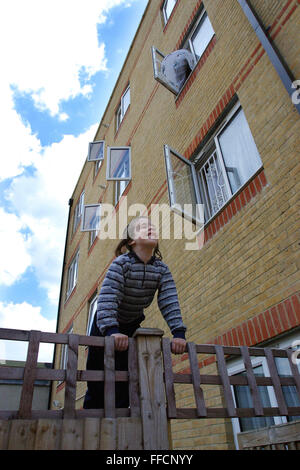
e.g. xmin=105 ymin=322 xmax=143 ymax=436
xmin=0 ymin=327 xmax=300 ymax=450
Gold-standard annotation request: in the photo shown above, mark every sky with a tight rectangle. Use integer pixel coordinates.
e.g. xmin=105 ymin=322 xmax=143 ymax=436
xmin=0 ymin=0 xmax=148 ymax=363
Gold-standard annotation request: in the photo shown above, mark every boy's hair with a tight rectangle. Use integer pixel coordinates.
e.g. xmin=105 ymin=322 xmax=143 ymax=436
xmin=115 ymin=216 xmax=162 ymax=259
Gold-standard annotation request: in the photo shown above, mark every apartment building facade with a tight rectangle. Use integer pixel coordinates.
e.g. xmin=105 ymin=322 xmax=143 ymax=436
xmin=51 ymin=0 xmax=300 ymax=450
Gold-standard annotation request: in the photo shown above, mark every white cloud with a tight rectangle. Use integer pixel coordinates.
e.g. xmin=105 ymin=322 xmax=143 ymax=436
xmin=4 ymin=123 xmax=98 ymax=304
xmin=0 ymin=0 xmax=135 ymax=117
xmin=0 ymin=301 xmax=56 ymax=362
xmin=0 ymin=208 xmax=32 ymax=286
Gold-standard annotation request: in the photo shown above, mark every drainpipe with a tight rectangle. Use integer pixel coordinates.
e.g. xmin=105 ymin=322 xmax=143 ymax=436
xmin=48 ymin=197 xmax=73 ymax=410
xmin=237 ymin=0 xmax=300 ymax=115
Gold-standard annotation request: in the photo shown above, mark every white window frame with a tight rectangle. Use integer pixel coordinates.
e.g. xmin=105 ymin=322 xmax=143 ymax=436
xmin=164 ymin=102 xmax=263 ymax=225
xmin=151 ymin=46 xmax=180 ymax=95
xmin=81 ymin=204 xmax=101 ymax=232
xmin=86 ymin=294 xmax=98 ymax=336
xmin=227 ymin=330 xmax=300 ymax=449
xmin=106 ymin=146 xmax=131 ymax=182
xmin=59 ymin=326 xmax=74 ymax=384
xmin=162 ymin=0 xmax=177 ymax=26
xmin=66 ymin=250 xmax=79 ymax=299
xmin=87 ymin=140 xmax=105 ymax=162
xmin=116 ymin=85 xmax=130 ymax=131
xmin=73 ymin=191 xmax=84 ymax=233
xmin=182 ymin=9 xmax=215 ymax=65
xmin=163 ymin=144 xmax=203 ymax=225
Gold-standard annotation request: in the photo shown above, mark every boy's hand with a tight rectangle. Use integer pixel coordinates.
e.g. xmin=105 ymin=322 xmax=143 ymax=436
xmin=111 ymin=333 xmax=128 ymax=351
xmin=171 ymin=338 xmax=186 ymax=354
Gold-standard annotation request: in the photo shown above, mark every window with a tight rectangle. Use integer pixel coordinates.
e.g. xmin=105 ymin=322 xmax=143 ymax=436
xmin=95 ymin=159 xmax=102 ymax=176
xmin=116 ymin=85 xmax=130 ymax=131
xmin=81 ymin=204 xmax=101 ymax=232
xmin=153 ymin=8 xmax=214 ymax=95
xmin=87 ymin=140 xmax=105 ymax=162
xmin=73 ymin=191 xmax=84 ymax=233
xmin=106 ymin=146 xmax=131 ymax=205
xmin=106 ymin=147 xmax=131 ymax=182
xmin=59 ymin=326 xmax=73 ymax=384
xmin=164 ymin=103 xmax=263 ymax=225
xmin=228 ymin=332 xmax=300 ymax=449
xmin=86 ymin=294 xmax=98 ymax=336
xmin=89 ymin=227 xmax=99 ymax=248
xmin=66 ymin=251 xmax=79 ymax=299
xmin=162 ymin=0 xmax=177 ymax=25
xmin=183 ymin=10 xmax=215 ymax=64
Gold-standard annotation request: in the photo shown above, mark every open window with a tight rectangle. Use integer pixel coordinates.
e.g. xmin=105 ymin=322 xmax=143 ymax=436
xmin=72 ymin=191 xmax=84 ymax=234
xmin=164 ymin=103 xmax=263 ymax=225
xmin=116 ymin=85 xmax=130 ymax=131
xmin=164 ymin=145 xmax=202 ymax=225
xmin=81 ymin=204 xmax=101 ymax=232
xmin=151 ymin=46 xmax=189 ymax=95
xmin=162 ymin=0 xmax=177 ymax=26
xmin=106 ymin=147 xmax=131 ymax=182
xmin=66 ymin=252 xmax=79 ymax=299
xmin=183 ymin=10 xmax=215 ymax=64
xmin=86 ymin=294 xmax=98 ymax=336
xmin=87 ymin=140 xmax=105 ymax=162
xmin=153 ymin=8 xmax=215 ymax=95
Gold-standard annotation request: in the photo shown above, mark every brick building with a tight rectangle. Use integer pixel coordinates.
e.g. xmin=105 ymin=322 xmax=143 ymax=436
xmin=51 ymin=0 xmax=300 ymax=450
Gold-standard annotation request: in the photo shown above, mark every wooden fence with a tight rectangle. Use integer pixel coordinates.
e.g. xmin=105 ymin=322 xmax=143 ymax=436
xmin=0 ymin=327 xmax=300 ymax=450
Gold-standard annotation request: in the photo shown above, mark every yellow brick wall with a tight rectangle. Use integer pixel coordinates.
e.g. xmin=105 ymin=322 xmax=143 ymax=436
xmin=51 ymin=0 xmax=300 ymax=449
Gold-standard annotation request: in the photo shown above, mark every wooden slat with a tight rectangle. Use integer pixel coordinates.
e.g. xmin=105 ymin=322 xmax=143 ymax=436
xmin=0 ymin=420 xmax=10 ymax=450
xmin=162 ymin=338 xmax=177 ymax=418
xmin=34 ymin=419 xmax=62 ymax=450
xmin=215 ymin=344 xmax=237 ymax=417
xmin=61 ymin=419 xmax=83 ymax=450
xmin=237 ymin=420 xmax=300 ymax=449
xmin=0 ymin=327 xmax=30 ymax=341
xmin=18 ymin=330 xmax=41 ymax=419
xmin=104 ymin=336 xmax=116 ymax=418
xmin=128 ymin=338 xmax=141 ymax=417
xmin=83 ymin=418 xmax=101 ymax=450
xmin=76 ymin=408 xmax=130 ymax=419
xmin=172 ymin=372 xmax=297 ymax=387
xmin=264 ymin=348 xmax=288 ymax=416
xmin=136 ymin=332 xmax=170 ymax=450
xmin=117 ymin=417 xmax=143 ymax=450
xmin=100 ymin=418 xmax=117 ymax=450
xmin=64 ymin=334 xmax=79 ymax=419
xmin=174 ymin=406 xmax=300 ymax=419
xmin=8 ymin=419 xmax=38 ymax=450
xmin=240 ymin=345 xmax=264 ymax=416
xmin=187 ymin=342 xmax=207 ymax=417
xmin=195 ymin=344 xmax=288 ymax=358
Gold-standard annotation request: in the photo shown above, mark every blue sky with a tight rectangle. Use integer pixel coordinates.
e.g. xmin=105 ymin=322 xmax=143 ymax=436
xmin=0 ymin=0 xmax=148 ymax=362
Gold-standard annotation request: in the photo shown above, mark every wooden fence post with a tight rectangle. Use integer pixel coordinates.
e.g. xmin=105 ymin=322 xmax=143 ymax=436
xmin=133 ymin=328 xmax=170 ymax=450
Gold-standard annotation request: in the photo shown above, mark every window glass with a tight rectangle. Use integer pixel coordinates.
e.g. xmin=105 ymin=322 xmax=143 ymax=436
xmin=88 ymin=141 xmax=104 ymax=162
xmin=107 ymin=147 xmax=131 ymax=181
xmin=190 ymin=12 xmax=214 ymax=60
xmin=66 ymin=252 xmax=79 ymax=297
xmin=163 ymin=0 xmax=176 ymax=23
xmin=81 ymin=205 xmax=101 ymax=232
xmin=218 ymin=108 xmax=262 ymax=195
xmin=86 ymin=296 xmax=97 ymax=335
xmin=122 ymin=87 xmax=130 ymax=116
xmin=164 ymin=146 xmax=202 ymax=224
